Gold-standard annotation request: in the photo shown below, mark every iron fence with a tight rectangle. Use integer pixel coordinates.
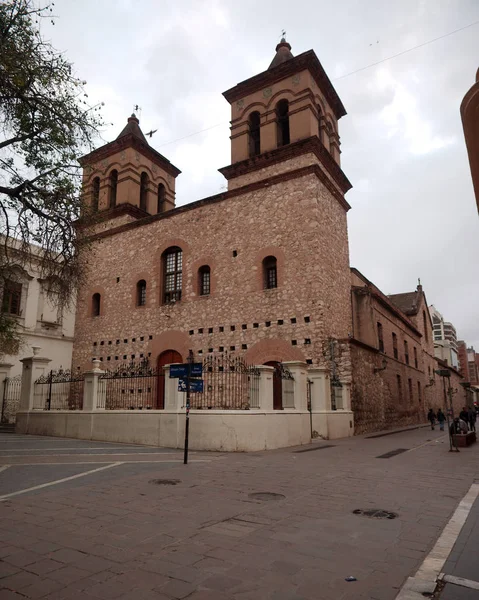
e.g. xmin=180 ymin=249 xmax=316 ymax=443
xmin=100 ymin=361 xmax=158 ymax=410
xmin=189 ymin=354 xmax=260 ymax=410
xmin=34 ymin=370 xmax=84 ymax=410
xmin=1 ymin=375 xmax=22 ymax=423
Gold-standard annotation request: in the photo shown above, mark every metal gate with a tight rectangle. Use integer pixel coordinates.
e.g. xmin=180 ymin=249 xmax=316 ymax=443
xmin=34 ymin=370 xmax=84 ymax=410
xmin=100 ymin=361 xmax=159 ymax=410
xmin=1 ymin=375 xmax=22 ymax=423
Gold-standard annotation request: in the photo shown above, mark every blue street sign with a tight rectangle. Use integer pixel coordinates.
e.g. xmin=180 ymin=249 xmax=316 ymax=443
xmin=169 ymin=363 xmax=203 ymax=378
xmin=178 ymin=378 xmax=204 ymax=393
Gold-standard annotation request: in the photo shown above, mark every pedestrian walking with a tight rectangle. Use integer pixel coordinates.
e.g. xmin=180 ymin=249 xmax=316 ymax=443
xmin=467 ymin=407 xmax=476 ymax=432
xmin=437 ymin=408 xmax=446 ymax=431
xmin=428 ymin=408 xmax=436 ymax=430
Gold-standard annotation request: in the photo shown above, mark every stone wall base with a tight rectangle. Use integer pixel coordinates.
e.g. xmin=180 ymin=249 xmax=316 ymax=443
xmin=16 ymin=409 xmax=354 ymax=451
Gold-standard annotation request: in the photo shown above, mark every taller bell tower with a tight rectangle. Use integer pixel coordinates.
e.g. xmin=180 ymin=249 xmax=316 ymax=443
xmin=219 ymin=38 xmax=351 ymax=199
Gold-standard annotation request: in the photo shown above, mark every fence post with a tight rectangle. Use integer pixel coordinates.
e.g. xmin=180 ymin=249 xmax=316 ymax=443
xmin=282 ymin=361 xmax=308 ymax=410
xmin=257 ymin=365 xmax=274 ymax=411
xmin=0 ymin=363 xmax=14 ymax=422
xmin=307 ymin=367 xmax=331 ymax=412
xmin=19 ymin=355 xmax=52 ymax=412
xmin=83 ymin=359 xmax=105 ymax=411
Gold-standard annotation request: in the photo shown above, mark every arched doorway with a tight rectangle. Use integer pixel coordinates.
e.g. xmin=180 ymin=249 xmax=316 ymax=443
xmin=157 ymin=350 xmax=182 ymax=409
xmin=264 ymin=361 xmax=283 ymax=410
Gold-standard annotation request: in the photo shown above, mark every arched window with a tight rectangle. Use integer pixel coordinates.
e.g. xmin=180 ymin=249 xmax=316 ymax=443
xmin=317 ymin=104 xmax=323 ymax=143
xmin=140 ymin=172 xmax=148 ymax=212
xmin=92 ymin=177 xmax=100 ymax=212
xmin=276 ymin=99 xmax=290 ymax=147
xmin=157 ymin=184 xmax=166 ymax=213
xmin=92 ymin=293 xmax=101 ymax=317
xmin=198 ymin=266 xmax=211 ymax=296
xmin=136 ymin=280 xmax=147 ymax=306
xmin=263 ymin=256 xmax=277 ymax=289
xmin=109 ymin=170 xmax=118 ymax=208
xmin=249 ymin=111 xmax=261 ymax=157
xmin=163 ymin=247 xmax=182 ymax=304
xmin=2 ymin=279 xmax=22 ymax=315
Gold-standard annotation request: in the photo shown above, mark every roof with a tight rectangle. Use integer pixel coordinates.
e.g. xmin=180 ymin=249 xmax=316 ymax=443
xmin=223 ymin=48 xmax=347 ymax=120
xmin=268 ymin=39 xmax=294 ymax=69
xmin=388 ymin=291 xmax=421 ymax=316
xmin=117 ymin=114 xmax=148 ymax=144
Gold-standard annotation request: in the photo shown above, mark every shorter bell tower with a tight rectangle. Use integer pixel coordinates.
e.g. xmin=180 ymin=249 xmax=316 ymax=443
xmin=79 ymin=114 xmax=181 ymax=219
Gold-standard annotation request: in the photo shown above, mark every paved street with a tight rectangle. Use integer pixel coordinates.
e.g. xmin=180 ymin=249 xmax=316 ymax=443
xmin=0 ymin=427 xmax=478 ymax=600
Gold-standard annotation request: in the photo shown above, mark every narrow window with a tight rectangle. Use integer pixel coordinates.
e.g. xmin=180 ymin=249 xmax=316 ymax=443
xmin=397 ymin=374 xmax=402 ymax=400
xmin=414 ymin=346 xmax=418 ymax=368
xmin=392 ymin=332 xmax=398 ymax=359
xmin=423 ymin=310 xmax=428 ymax=342
xmin=276 ymin=99 xmax=290 ymax=147
xmin=2 ymin=280 xmax=22 ymax=315
xmin=404 ymin=340 xmax=409 ymax=365
xmin=199 ymin=266 xmax=211 ymax=296
xmin=92 ymin=177 xmax=100 ymax=212
xmin=249 ymin=111 xmax=261 ymax=157
xmin=417 ymin=381 xmax=421 ymax=402
xmin=263 ymin=256 xmax=277 ymax=289
xmin=408 ymin=377 xmax=413 ymax=400
xmin=136 ymin=280 xmax=146 ymax=306
xmin=163 ymin=247 xmax=182 ymax=304
xmin=109 ymin=170 xmax=118 ymax=208
xmin=140 ymin=172 xmax=148 ymax=212
xmin=157 ymin=184 xmax=166 ymax=213
xmin=92 ymin=293 xmax=101 ymax=317
xmin=377 ymin=322 xmax=384 ymax=353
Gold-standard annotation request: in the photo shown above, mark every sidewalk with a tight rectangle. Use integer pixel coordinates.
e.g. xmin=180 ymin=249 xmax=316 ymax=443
xmin=438 ymin=494 xmax=479 ymax=599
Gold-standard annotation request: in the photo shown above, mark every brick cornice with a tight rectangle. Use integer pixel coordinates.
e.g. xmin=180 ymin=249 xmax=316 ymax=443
xmin=219 ymin=136 xmax=352 ymax=196
xmin=78 ymin=134 xmax=181 ymax=178
xmin=223 ymin=50 xmax=346 ymax=120
xmin=80 ymin=162 xmax=351 ymax=243
xmin=75 ymin=203 xmax=148 ymax=230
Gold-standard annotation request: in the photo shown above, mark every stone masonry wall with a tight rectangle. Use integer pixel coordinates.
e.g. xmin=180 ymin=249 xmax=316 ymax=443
xmin=72 ymin=167 xmax=351 ymax=382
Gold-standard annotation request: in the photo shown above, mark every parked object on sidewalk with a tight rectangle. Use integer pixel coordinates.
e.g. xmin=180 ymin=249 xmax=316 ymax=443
xmin=452 ymin=431 xmax=476 ymax=447
xmin=345 ymin=576 xmax=357 ymax=582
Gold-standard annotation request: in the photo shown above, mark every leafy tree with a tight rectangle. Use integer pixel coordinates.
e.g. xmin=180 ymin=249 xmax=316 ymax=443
xmin=0 ymin=0 xmax=103 ymax=356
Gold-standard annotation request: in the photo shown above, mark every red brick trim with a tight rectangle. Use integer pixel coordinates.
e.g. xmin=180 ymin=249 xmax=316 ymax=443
xmin=148 ymin=331 xmax=190 ymax=364
xmin=88 ymin=286 xmax=106 ymax=318
xmin=245 ymin=338 xmax=306 ymax=365
xmin=254 ymin=246 xmax=285 ymax=292
xmin=81 ymin=163 xmax=351 ymax=244
xmin=79 ymin=134 xmax=181 ymax=178
xmin=218 ymin=136 xmax=351 ymax=195
xmin=190 ymin=257 xmax=217 ymax=299
xmin=223 ymin=50 xmax=346 ymax=120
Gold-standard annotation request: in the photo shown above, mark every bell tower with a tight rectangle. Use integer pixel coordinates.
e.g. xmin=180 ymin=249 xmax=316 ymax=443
xmin=219 ymin=38 xmax=351 ymax=199
xmin=79 ymin=114 xmax=181 ymax=219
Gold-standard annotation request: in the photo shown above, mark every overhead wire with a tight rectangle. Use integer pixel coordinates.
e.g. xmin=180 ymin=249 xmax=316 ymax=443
xmin=157 ymin=18 xmax=479 ymax=149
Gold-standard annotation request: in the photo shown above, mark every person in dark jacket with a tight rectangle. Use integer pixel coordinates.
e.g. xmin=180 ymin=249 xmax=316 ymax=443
xmin=460 ymin=407 xmax=469 ymax=428
xmin=467 ymin=407 xmax=476 ymax=432
xmin=437 ymin=408 xmax=446 ymax=431
xmin=428 ymin=408 xmax=436 ymax=430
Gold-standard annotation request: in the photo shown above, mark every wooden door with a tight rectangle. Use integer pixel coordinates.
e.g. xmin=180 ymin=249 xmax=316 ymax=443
xmin=157 ymin=350 xmax=182 ymax=409
xmin=265 ymin=361 xmax=283 ymax=410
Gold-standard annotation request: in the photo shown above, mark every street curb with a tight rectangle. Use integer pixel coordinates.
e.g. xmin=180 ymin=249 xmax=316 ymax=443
xmin=394 ymin=482 xmax=479 ymax=599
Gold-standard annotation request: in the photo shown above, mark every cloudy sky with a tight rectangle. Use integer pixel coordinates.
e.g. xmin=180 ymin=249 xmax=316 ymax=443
xmin=43 ymin=0 xmax=479 ymax=347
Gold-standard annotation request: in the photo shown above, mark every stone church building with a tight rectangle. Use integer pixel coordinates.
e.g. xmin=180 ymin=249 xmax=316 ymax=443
xmin=26 ymin=38 xmax=463 ymax=449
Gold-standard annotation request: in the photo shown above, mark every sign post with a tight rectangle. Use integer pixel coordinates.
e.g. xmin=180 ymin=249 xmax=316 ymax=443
xmin=184 ymin=350 xmax=193 ymax=465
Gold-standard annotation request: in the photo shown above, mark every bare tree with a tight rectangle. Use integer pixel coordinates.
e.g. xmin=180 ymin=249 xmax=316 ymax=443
xmin=0 ymin=0 xmax=104 ymax=355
